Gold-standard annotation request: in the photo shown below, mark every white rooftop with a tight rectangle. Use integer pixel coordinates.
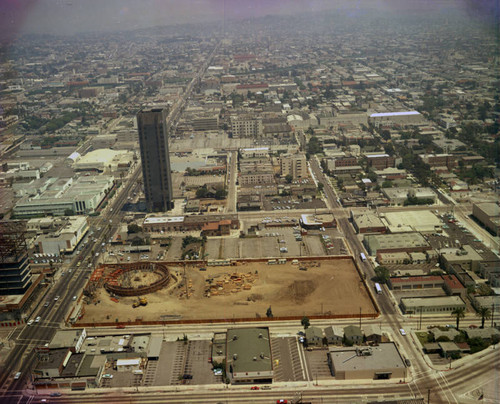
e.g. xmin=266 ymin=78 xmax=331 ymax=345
xmin=143 ymin=216 xmax=184 ymax=224
xmin=370 ymin=111 xmax=420 ymax=117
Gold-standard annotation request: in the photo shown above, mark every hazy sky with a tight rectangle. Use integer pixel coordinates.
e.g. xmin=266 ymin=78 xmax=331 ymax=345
xmin=0 ymin=0 xmax=497 ymax=39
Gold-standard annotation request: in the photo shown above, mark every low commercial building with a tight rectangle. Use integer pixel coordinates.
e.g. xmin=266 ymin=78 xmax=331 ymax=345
xmin=368 ymin=111 xmax=423 ymax=126
xmin=142 ymin=214 xmax=239 ymax=233
xmin=117 ymin=358 xmax=141 ymax=372
xmin=328 ymin=343 xmax=407 ymax=380
xmin=472 ymin=202 xmax=499 ymax=236
xmin=382 ymin=187 xmax=437 ymax=206
xmin=400 ymin=296 xmax=466 ymax=315
xmin=472 ymin=295 xmax=500 ymax=312
xmin=383 ymin=210 xmax=441 ymax=233
xmin=49 ymin=329 xmax=87 ymax=353
xmin=389 ymin=275 xmax=465 ymax=299
xmin=352 ymin=213 xmax=386 ymax=234
xmin=73 ymin=149 xmax=134 ymax=173
xmin=389 ymin=275 xmax=444 ymax=291
xmin=300 ymin=213 xmax=336 ymax=229
xmin=378 ymin=252 xmax=410 ymax=265
xmin=226 ymin=327 xmax=273 ymax=384
xmin=35 ymin=216 xmax=89 ymax=255
xmin=200 ymin=220 xmax=232 ymax=237
xmin=364 ymin=232 xmax=430 ymax=255
xmin=440 ymin=245 xmax=483 ymax=272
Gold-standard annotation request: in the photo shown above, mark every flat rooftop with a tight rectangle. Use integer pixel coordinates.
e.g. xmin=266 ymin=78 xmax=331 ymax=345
xmin=370 ymin=111 xmax=420 ymax=117
xmin=402 ymin=296 xmax=465 ymax=308
xmin=226 ymin=327 xmax=272 ymax=374
xmin=329 ymin=342 xmax=405 ymax=372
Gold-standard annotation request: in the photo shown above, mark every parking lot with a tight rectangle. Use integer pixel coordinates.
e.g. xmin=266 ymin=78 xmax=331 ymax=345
xmin=262 ymin=195 xmax=326 ymax=211
xmin=271 ymin=337 xmax=306 ymax=382
xmin=304 ymin=349 xmax=333 ymax=381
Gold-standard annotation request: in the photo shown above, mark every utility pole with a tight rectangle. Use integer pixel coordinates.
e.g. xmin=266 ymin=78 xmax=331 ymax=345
xmin=359 ymin=307 xmax=362 ymax=328
xmin=428 ymin=388 xmax=431 ymax=404
xmin=419 ymin=306 xmax=423 ymax=330
xmin=184 ymin=261 xmax=189 ymax=299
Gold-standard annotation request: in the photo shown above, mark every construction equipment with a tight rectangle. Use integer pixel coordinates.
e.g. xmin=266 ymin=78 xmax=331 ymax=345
xmin=132 ymin=297 xmax=148 ymax=308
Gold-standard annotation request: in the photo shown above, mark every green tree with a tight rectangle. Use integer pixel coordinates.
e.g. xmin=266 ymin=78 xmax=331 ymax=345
xmin=317 ymin=182 xmax=324 ymax=192
xmin=301 ymin=316 xmax=310 ymax=330
xmin=266 ymin=306 xmax=273 ymax=318
xmin=306 ymin=136 xmax=323 ymax=155
xmin=215 ymin=188 xmax=227 ymax=200
xmin=374 ymin=266 xmax=390 ymax=284
xmin=285 ymin=174 xmax=293 ymax=184
xmin=476 ymin=306 xmax=491 ymax=329
xmin=127 ymin=224 xmax=142 ymax=234
xmin=196 ymin=185 xmax=208 ymax=198
xmin=451 ymin=307 xmax=466 ymax=331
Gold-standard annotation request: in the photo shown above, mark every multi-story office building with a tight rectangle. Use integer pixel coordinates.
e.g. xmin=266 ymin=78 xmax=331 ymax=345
xmin=280 ymin=153 xmax=307 ymax=180
xmin=137 ymin=108 xmax=174 ymax=212
xmin=0 ymin=221 xmax=32 ymax=295
xmin=230 ymin=115 xmax=263 ymax=138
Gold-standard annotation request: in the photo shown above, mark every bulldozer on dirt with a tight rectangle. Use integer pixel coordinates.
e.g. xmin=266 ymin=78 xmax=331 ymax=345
xmin=132 ymin=297 xmax=148 ymax=308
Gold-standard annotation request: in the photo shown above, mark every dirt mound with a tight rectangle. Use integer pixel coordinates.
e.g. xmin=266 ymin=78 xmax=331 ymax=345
xmin=287 ymin=280 xmax=316 ymax=302
xmin=247 ymin=294 xmax=263 ymax=302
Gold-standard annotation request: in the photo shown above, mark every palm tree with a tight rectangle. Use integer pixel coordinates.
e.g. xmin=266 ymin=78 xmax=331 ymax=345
xmin=452 ymin=307 xmax=466 ymax=330
xmin=476 ymin=307 xmax=491 ymax=329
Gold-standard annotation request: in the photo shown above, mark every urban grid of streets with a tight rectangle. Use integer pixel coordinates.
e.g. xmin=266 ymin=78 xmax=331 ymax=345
xmin=0 ymin=4 xmax=499 ymax=404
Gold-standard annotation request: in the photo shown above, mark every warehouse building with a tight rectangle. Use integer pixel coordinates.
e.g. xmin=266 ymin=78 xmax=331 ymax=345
xmin=472 ymin=202 xmax=499 ymax=236
xmin=364 ymin=232 xmax=430 ymax=255
xmin=400 ymin=296 xmax=466 ymax=315
xmin=368 ymin=111 xmax=423 ymax=127
xmin=383 ymin=210 xmax=441 ymax=233
xmin=226 ymin=327 xmax=273 ymax=384
xmin=327 ymin=343 xmax=406 ymax=380
xmin=14 ymin=175 xmax=114 ymax=217
xmin=382 ymin=187 xmax=437 ymax=206
xmin=73 ymin=149 xmax=134 ymax=173
xmin=352 ymin=212 xmax=386 ymax=234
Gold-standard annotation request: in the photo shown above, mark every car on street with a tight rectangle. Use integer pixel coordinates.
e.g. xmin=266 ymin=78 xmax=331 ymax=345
xmin=35 ymin=316 xmax=41 ymax=323
xmin=251 ymin=386 xmax=259 ymax=390
xmin=44 ymin=301 xmax=49 ymax=307
xmin=14 ymin=372 xmax=21 ymax=379
xmin=27 ymin=319 xmax=34 ymax=326
xmin=400 ymin=328 xmax=407 ymax=336
xmin=54 ymin=296 xmax=60 ymax=301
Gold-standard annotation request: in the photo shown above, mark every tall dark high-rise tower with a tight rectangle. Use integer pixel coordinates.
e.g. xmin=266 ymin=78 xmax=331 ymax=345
xmin=137 ymin=108 xmax=174 ymax=212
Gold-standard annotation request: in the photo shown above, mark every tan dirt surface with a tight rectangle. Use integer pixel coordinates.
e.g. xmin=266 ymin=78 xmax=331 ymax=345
xmin=79 ymin=258 xmax=376 ymax=324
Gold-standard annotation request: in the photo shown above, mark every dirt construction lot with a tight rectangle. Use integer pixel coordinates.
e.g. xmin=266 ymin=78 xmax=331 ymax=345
xmin=79 ymin=258 xmax=377 ymax=324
